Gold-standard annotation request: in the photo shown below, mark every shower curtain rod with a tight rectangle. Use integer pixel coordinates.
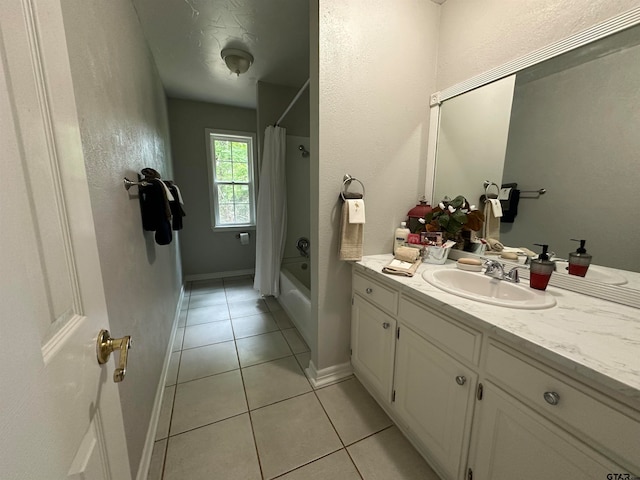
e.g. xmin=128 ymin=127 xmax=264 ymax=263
xmin=275 ymin=78 xmax=310 ymax=126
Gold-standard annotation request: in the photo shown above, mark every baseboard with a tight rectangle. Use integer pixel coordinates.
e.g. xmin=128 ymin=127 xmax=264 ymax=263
xmin=305 ymin=359 xmax=353 ymax=389
xmin=135 ymin=284 xmax=185 ymax=480
xmin=184 ymin=268 xmax=255 ymax=282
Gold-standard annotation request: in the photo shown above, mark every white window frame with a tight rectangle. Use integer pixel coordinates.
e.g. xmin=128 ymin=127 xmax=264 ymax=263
xmin=205 ymin=128 xmax=257 ymax=231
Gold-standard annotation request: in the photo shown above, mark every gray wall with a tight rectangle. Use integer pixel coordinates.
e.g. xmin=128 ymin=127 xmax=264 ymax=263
xmin=60 ymin=0 xmax=181 ymax=476
xmin=284 ymin=135 xmax=311 ymax=260
xmin=500 ymin=43 xmax=640 ymax=270
xmin=168 ymin=98 xmax=257 ymax=277
xmin=257 ymin=81 xmax=310 ymax=169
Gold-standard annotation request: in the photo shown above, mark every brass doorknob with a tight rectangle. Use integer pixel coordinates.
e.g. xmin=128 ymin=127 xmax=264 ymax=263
xmin=96 ymin=329 xmax=132 ymax=383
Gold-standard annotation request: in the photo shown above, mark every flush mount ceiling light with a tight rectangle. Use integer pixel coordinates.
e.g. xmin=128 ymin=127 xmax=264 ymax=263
xmin=221 ymin=48 xmax=254 ymax=76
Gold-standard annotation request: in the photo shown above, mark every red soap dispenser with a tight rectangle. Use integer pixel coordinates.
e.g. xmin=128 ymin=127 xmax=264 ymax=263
xmin=529 ymin=244 xmax=555 ymax=291
xmin=568 ymin=239 xmax=592 ymax=277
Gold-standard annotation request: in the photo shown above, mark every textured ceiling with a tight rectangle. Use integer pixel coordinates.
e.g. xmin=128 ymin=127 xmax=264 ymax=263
xmin=133 ymin=0 xmax=310 ymax=109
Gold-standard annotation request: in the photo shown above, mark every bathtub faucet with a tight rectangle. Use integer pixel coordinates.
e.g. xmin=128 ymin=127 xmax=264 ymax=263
xmin=296 ymin=237 xmax=310 ymax=258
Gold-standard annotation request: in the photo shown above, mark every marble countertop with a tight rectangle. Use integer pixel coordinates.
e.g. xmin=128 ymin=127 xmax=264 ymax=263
xmin=356 ymin=254 xmax=640 ymax=401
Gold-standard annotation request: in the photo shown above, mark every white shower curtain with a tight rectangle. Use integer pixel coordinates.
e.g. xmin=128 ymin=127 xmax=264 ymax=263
xmin=253 ymin=125 xmax=287 ymax=297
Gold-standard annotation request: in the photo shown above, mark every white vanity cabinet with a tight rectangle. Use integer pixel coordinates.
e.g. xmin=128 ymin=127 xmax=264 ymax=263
xmin=468 ymin=381 xmax=621 ymax=480
xmin=350 ymin=266 xmax=640 ymax=480
xmin=393 ymin=325 xmax=478 ymax=480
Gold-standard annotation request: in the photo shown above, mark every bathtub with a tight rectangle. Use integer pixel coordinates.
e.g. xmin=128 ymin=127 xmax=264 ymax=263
xmin=278 ymin=259 xmax=312 ymax=349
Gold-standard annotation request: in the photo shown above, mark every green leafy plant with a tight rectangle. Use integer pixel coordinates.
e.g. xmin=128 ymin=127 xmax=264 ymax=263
xmin=420 ymin=195 xmax=484 ymax=240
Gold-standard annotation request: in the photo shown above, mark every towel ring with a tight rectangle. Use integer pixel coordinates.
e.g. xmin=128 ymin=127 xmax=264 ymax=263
xmin=483 ymin=180 xmax=500 ymax=201
xmin=341 ymin=174 xmax=365 ymax=201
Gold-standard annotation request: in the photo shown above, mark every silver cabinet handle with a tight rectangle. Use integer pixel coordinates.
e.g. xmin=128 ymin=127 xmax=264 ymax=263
xmin=366 ymin=287 xmax=373 ymax=294
xmin=455 ymin=375 xmax=466 ymax=386
xmin=382 ymin=322 xmax=390 ymax=329
xmin=543 ymin=391 xmax=560 ymax=406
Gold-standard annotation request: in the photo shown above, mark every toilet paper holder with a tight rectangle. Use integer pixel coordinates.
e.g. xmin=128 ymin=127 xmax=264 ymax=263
xmin=235 ymin=232 xmax=250 ymax=245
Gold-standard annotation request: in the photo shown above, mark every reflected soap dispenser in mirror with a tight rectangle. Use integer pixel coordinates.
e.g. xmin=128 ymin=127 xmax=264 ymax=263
xmin=529 ymin=244 xmax=555 ymax=291
xmin=568 ymin=239 xmax=592 ymax=277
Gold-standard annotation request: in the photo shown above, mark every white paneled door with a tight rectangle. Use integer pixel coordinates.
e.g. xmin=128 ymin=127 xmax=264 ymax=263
xmin=0 ymin=1 xmax=131 ymax=479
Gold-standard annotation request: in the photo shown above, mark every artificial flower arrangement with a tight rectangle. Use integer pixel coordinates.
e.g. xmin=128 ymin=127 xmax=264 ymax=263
xmin=417 ymin=195 xmax=484 ymax=242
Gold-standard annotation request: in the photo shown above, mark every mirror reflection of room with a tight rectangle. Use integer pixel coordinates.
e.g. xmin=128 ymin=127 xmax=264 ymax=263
xmin=433 ymin=25 xmax=640 ymax=273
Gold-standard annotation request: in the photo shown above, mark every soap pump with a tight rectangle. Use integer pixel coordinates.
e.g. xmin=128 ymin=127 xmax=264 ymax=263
xmin=529 ymin=244 xmax=555 ymax=291
xmin=568 ymin=239 xmax=592 ymax=277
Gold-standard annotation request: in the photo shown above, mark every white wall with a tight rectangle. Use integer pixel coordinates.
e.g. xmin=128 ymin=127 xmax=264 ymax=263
xmin=313 ymin=0 xmax=440 ymax=371
xmin=167 ymin=98 xmax=257 ymax=277
xmin=437 ymin=0 xmax=640 ymax=90
xmin=434 ymin=75 xmax=515 ymax=205
xmin=60 ymin=0 xmax=181 ymax=476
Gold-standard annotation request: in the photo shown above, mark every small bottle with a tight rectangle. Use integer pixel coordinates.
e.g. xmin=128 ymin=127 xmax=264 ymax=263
xmin=393 ymin=222 xmax=410 ymax=254
xmin=568 ymin=239 xmax=592 ymax=277
xmin=529 ymin=244 xmax=555 ymax=291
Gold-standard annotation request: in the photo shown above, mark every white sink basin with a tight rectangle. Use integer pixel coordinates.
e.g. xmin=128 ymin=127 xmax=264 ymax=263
xmin=553 ymin=261 xmax=627 ymax=286
xmin=422 ymin=268 xmax=557 ymax=309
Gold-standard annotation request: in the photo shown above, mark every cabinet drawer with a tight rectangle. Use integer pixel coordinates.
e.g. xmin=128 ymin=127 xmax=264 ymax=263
xmin=353 ymin=271 xmax=398 ymax=315
xmin=486 ymin=341 xmax=640 ymax=471
xmin=398 ymin=296 xmax=481 ymax=365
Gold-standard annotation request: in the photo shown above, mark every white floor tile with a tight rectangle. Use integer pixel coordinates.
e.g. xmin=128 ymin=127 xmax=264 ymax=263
xmin=264 ymin=296 xmax=282 ymax=312
xmin=295 ymin=351 xmax=311 ymax=371
xmin=272 ymin=310 xmax=294 ymax=329
xmin=166 ymin=351 xmax=180 ymax=387
xmin=177 ymin=310 xmax=187 ymax=327
xmin=177 ymin=341 xmax=239 ymax=383
xmin=172 ymin=328 xmax=184 ymax=352
xmin=225 ymin=286 xmax=262 ymax=302
xmin=155 ymin=385 xmax=175 ymax=441
xmin=164 ymin=414 xmax=261 ymax=480
xmin=251 ymin=393 xmax=343 ymax=479
xmin=276 ymin=450 xmax=361 ymax=480
xmin=228 ymin=298 xmax=269 ymax=318
xmin=242 ymin=356 xmax=311 ymax=410
xmin=235 ymin=331 xmax=292 ymax=367
xmin=146 ymin=439 xmax=167 ymax=480
xmin=182 ymin=320 xmax=234 ymax=349
xmin=171 ymin=370 xmax=247 ymax=435
xmin=186 ymin=305 xmax=229 ymax=326
xmin=348 ymin=426 xmax=440 ymax=480
xmin=281 ymin=328 xmax=309 ymax=354
xmin=231 ymin=313 xmax=279 ymax=338
xmin=188 ymin=290 xmax=228 ymax=308
xmin=316 ymin=377 xmax=392 ymax=445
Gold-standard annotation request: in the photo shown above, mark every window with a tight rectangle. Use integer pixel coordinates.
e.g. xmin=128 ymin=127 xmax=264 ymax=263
xmin=206 ymin=129 xmax=257 ymax=230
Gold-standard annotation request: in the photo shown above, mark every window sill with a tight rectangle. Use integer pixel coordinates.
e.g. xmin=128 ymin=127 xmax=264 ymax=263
xmin=211 ymin=225 xmax=256 ymax=233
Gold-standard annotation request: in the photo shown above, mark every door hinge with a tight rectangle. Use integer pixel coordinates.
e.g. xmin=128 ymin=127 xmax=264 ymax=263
xmin=350 ymin=348 xmax=352 ymax=356
xmin=396 ymin=326 xmax=400 ymax=339
xmin=476 ymin=382 xmax=483 ymax=401
xmin=392 ymin=390 xmax=396 ymax=402
xmin=351 ymin=295 xmax=354 ymax=305
xmin=467 ymin=467 xmax=473 ymax=480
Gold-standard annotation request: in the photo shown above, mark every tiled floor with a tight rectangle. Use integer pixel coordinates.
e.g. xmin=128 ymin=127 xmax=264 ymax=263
xmin=148 ymin=275 xmax=440 ymax=480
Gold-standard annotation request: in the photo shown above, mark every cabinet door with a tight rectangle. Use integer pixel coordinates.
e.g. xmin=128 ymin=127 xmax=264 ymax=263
xmin=351 ymin=295 xmax=397 ymax=402
xmin=469 ymin=382 xmax=622 ymax=480
xmin=394 ymin=326 xmax=477 ymax=480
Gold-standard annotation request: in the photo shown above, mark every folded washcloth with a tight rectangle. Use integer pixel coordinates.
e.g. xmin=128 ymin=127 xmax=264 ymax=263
xmin=395 ymin=246 xmax=421 ymax=263
xmin=382 ymin=258 xmax=422 ymax=277
xmin=487 ymin=238 xmax=504 ymax=252
xmin=339 ymin=201 xmax=363 ymax=261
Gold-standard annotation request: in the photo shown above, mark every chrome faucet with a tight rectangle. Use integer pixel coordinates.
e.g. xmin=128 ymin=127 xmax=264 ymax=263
xmin=483 ymin=259 xmax=521 ymax=283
